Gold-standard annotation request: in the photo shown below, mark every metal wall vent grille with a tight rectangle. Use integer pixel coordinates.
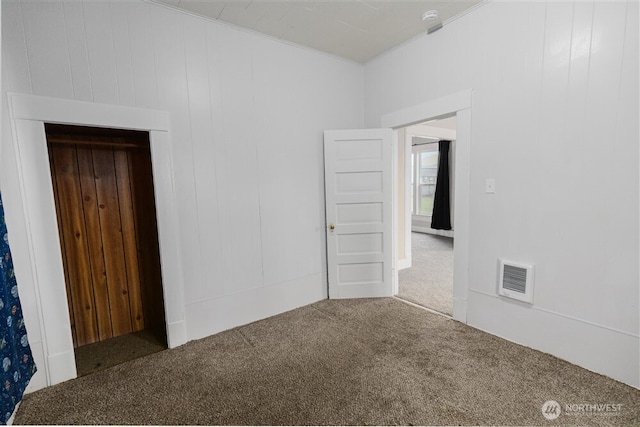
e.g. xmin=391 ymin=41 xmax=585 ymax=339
xmin=498 ymin=260 xmax=534 ymax=303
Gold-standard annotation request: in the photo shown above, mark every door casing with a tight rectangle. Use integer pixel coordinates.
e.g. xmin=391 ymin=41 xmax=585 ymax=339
xmin=382 ymin=90 xmax=472 ymax=323
xmin=46 ymin=126 xmax=167 ymax=349
xmin=7 ymin=93 xmax=187 ymax=390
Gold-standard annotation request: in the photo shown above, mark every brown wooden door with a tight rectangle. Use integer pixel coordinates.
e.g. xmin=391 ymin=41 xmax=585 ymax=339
xmin=46 ymin=125 xmax=166 ymax=348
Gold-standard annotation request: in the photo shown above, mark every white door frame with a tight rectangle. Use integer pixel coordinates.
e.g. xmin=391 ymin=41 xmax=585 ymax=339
xmin=382 ymin=90 xmax=472 ymax=323
xmin=6 ymin=93 xmax=187 ymax=389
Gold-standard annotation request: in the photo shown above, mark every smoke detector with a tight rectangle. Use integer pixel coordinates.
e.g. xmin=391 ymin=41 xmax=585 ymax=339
xmin=422 ymin=10 xmax=439 ymax=23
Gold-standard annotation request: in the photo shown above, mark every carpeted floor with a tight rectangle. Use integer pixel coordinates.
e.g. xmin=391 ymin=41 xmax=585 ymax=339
xmin=75 ymin=330 xmax=167 ymax=377
xmin=15 ymin=298 xmax=639 ymax=426
xmin=398 ymin=232 xmax=453 ymax=315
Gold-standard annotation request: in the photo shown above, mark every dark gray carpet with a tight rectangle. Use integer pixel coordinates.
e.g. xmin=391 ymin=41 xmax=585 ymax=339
xmin=75 ymin=330 xmax=166 ymax=377
xmin=398 ymin=233 xmax=453 ymax=315
xmin=15 ymin=298 xmax=640 ymax=426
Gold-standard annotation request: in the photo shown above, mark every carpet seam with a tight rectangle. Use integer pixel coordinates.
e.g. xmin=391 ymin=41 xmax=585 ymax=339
xmin=309 ymin=304 xmax=336 ymax=320
xmin=235 ymin=328 xmax=255 ymax=348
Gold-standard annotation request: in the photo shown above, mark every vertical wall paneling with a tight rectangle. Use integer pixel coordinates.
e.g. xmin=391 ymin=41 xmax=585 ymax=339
xmin=564 ymin=1 xmax=594 ymax=145
xmin=126 ymin=1 xmax=160 ymax=109
xmin=558 ymin=1 xmax=628 ymax=322
xmin=534 ymin=2 xmax=581 ymax=316
xmin=82 ymin=1 xmax=119 ymax=104
xmin=150 ymin=5 xmax=201 ymax=299
xmin=218 ymin=29 xmax=264 ymax=295
xmin=2 ymin=1 xmax=32 ymax=95
xmin=61 ymin=1 xmax=93 ymax=102
xmin=252 ymin=40 xmax=291 ymax=286
xmin=364 ymin=0 xmax=639 ymax=387
xmin=182 ymin=15 xmax=217 ymax=304
xmin=601 ymin=0 xmax=639 ymax=331
xmin=585 ymin=2 xmax=627 ymax=142
xmin=5 ymin=0 xmax=364 ymax=383
xmin=5 ymin=147 xmax=45 ymax=380
xmin=205 ymin=23 xmax=234 ymax=294
xmin=109 ymin=1 xmax=137 ymax=107
xmin=20 ymin=1 xmax=73 ymax=99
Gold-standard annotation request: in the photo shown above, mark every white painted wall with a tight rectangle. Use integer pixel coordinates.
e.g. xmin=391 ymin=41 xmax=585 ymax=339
xmin=365 ymin=1 xmax=639 ymax=387
xmin=3 ymin=0 xmax=638 ymax=392
xmin=2 ymin=0 xmax=363 ymax=389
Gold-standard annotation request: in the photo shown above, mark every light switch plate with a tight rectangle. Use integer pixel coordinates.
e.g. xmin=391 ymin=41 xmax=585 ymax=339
xmin=486 ymin=178 xmax=495 ymax=193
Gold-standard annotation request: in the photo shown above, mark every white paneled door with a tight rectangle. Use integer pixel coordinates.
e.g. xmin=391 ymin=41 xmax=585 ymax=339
xmin=324 ymin=129 xmax=394 ymax=299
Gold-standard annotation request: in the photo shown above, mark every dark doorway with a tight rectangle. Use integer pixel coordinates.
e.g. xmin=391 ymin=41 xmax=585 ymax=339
xmin=45 ymin=124 xmax=167 ymax=375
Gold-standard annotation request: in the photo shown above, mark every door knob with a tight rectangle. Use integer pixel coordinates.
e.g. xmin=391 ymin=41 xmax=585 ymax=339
xmin=329 ymin=224 xmax=335 ymax=230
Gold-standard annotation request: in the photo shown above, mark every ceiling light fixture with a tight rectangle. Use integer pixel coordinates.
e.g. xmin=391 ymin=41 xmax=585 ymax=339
xmin=422 ymin=10 xmax=439 ymax=23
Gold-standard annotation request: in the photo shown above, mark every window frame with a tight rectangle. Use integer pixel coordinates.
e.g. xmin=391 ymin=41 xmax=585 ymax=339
xmin=411 ymin=140 xmax=439 ymax=218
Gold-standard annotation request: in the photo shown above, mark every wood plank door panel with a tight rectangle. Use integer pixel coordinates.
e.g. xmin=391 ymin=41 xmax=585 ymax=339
xmin=128 ymin=147 xmax=166 ymax=336
xmin=113 ymin=148 xmax=145 ymax=333
xmin=76 ymin=146 xmax=114 ymax=343
xmin=91 ymin=146 xmax=134 ymax=337
xmin=49 ymin=147 xmax=79 ymax=347
xmin=46 ymin=125 xmax=166 ymax=349
xmin=50 ymin=145 xmax=100 ymax=346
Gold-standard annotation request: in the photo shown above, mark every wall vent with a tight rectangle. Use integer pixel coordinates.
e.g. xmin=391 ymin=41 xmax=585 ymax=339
xmin=498 ymin=260 xmax=534 ymax=303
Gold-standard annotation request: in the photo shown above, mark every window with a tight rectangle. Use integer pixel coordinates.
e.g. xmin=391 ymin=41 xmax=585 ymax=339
xmin=411 ymin=142 xmax=439 ymax=216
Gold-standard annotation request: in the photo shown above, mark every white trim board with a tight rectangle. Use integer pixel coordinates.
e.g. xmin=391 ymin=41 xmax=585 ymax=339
xmin=412 ymin=226 xmax=455 ymax=239
xmin=467 ymin=290 xmax=640 ymax=388
xmin=7 ymin=93 xmax=187 ymax=390
xmin=382 ymin=90 xmax=472 ymax=324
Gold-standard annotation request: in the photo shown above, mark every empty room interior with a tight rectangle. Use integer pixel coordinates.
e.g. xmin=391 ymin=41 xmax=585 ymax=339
xmin=1 ymin=0 xmax=639 ymax=425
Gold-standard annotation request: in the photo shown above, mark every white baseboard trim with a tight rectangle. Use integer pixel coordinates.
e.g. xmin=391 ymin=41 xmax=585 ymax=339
xmin=47 ymin=349 xmax=77 ymax=386
xmin=412 ymin=226 xmax=454 ymax=238
xmin=452 ymin=297 xmax=467 ymax=323
xmin=467 ymin=290 xmax=640 ymax=388
xmin=397 ymin=258 xmax=411 ymax=270
xmin=21 ymin=339 xmax=47 ymax=393
xmin=185 ymin=273 xmax=325 ymax=342
xmin=166 ymin=320 xmax=188 ymax=349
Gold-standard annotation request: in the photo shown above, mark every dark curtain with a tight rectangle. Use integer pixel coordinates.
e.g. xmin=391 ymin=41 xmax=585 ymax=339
xmin=1 ymin=193 xmax=37 ymax=424
xmin=430 ymin=140 xmax=452 ymax=230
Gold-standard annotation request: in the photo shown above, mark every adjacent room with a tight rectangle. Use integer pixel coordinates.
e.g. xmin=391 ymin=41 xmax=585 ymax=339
xmin=397 ymin=117 xmax=456 ymax=315
xmin=1 ymin=0 xmax=638 ymax=425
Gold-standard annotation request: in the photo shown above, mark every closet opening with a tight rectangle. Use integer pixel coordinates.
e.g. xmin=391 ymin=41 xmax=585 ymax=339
xmin=45 ymin=124 xmax=167 ymax=376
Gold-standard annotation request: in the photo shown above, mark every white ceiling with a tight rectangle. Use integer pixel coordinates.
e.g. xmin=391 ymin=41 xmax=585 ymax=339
xmin=151 ymin=0 xmax=485 ymax=63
